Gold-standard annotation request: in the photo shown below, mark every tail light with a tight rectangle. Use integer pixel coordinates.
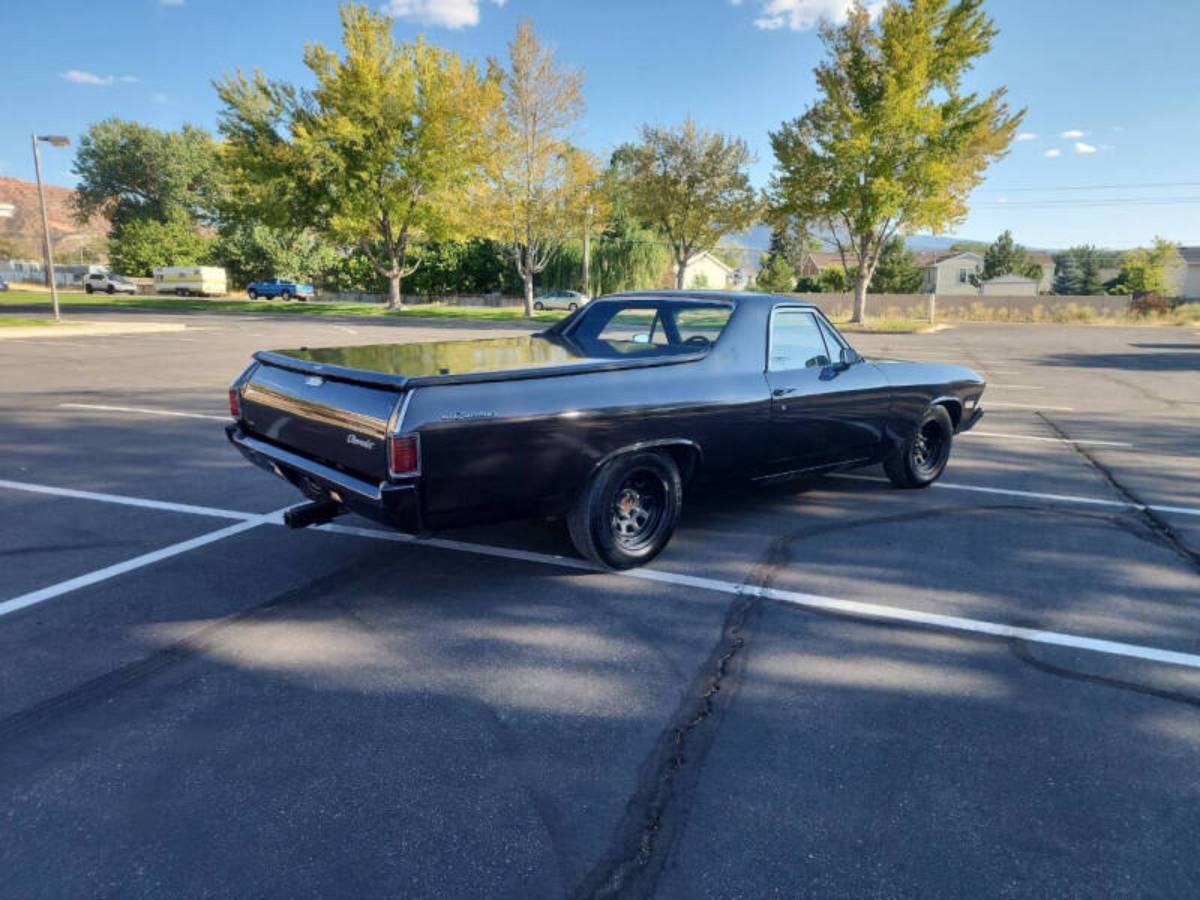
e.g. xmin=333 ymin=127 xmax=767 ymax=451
xmin=388 ymin=434 xmax=420 ymax=477
xmin=228 ymin=387 xmax=242 ymax=420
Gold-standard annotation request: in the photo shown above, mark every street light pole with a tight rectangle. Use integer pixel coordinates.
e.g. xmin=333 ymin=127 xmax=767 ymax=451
xmin=32 ymin=134 xmax=70 ymax=322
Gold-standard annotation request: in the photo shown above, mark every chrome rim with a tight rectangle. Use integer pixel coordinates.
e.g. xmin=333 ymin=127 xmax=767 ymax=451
xmin=912 ymin=420 xmax=949 ymax=476
xmin=610 ymin=470 xmax=667 ymax=551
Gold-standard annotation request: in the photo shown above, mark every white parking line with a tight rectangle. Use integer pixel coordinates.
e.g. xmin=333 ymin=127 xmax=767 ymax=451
xmin=0 ymin=479 xmax=258 ymax=521
xmin=58 ymin=403 xmax=228 ymax=422
xmin=985 ymin=401 xmax=1076 ymax=412
xmin=828 ymin=472 xmax=1200 ymax=519
xmin=2 ymin=478 xmax=1200 ymax=669
xmin=968 ymin=430 xmax=1133 ymax=448
xmin=0 ymin=515 xmax=277 ymax=618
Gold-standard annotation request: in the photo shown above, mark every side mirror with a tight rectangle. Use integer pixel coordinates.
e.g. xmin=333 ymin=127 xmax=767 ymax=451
xmin=839 ymin=347 xmax=862 ymax=367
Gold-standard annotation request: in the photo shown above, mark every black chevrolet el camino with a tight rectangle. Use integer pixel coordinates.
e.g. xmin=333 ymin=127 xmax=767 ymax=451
xmin=227 ymin=292 xmax=985 ymax=568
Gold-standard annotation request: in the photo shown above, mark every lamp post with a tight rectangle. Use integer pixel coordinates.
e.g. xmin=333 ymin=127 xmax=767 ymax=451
xmin=32 ymin=134 xmax=70 ymax=322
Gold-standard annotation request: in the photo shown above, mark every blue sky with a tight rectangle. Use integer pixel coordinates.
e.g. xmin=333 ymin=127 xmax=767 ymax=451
xmin=2 ymin=0 xmax=1197 ymax=249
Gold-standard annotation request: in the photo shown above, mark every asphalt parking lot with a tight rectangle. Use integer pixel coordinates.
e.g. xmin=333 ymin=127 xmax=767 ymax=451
xmin=2 ymin=311 xmax=1198 ymax=898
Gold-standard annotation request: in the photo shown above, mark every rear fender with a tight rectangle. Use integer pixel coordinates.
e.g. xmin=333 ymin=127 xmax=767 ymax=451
xmin=589 ymin=439 xmax=703 ymax=489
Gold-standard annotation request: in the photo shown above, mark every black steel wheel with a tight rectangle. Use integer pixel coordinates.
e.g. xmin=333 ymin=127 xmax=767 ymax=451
xmin=85 ymin=285 xmax=94 ymax=294
xmin=885 ymin=405 xmax=954 ymax=489
xmin=568 ymin=451 xmax=682 ymax=569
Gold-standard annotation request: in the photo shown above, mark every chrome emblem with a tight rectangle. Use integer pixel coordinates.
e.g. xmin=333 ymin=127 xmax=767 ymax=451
xmin=346 ymin=434 xmax=376 ymax=450
xmin=305 ymin=376 xmax=325 ymax=387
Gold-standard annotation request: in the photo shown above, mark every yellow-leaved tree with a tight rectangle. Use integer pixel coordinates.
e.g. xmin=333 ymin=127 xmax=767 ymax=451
xmin=215 ymin=3 xmax=501 ymax=308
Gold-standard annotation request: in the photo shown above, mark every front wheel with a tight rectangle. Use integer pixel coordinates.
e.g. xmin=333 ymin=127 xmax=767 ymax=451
xmin=885 ymin=405 xmax=954 ymax=489
xmin=567 ymin=302 xmax=578 ymax=311
xmin=280 ymin=290 xmax=291 ymax=301
xmin=85 ymin=285 xmax=94 ymax=294
xmin=567 ymin=451 xmax=682 ymax=569
xmin=533 ymin=301 xmax=544 ymax=311
xmin=248 ymin=289 xmax=258 ymax=300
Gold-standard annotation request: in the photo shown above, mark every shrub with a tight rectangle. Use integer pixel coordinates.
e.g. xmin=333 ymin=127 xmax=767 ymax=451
xmin=1129 ymin=294 xmax=1174 ymax=316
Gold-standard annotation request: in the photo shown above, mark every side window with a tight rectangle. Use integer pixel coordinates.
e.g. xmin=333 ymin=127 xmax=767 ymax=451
xmin=769 ymin=310 xmax=832 ymax=371
xmin=674 ymin=307 xmax=733 ymax=343
xmin=815 ymin=315 xmax=849 ymax=358
xmin=598 ymin=307 xmax=669 ymax=345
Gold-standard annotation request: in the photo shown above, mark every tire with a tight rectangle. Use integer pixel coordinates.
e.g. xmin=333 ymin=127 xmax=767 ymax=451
xmin=884 ymin=405 xmax=954 ymax=489
xmin=248 ymin=289 xmax=258 ymax=300
xmin=567 ymin=451 xmax=682 ymax=569
xmin=533 ymin=301 xmax=544 ymax=311
xmin=85 ymin=285 xmax=94 ymax=294
xmin=568 ymin=302 xmax=578 ymax=311
xmin=106 ymin=285 xmax=115 ymax=294
xmin=280 ymin=290 xmax=291 ymax=301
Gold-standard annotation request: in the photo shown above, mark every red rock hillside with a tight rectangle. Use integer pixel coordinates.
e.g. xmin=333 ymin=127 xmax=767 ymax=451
xmin=0 ymin=177 xmax=111 ymax=261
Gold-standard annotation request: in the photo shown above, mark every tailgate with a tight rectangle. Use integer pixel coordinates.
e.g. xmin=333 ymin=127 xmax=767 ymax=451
xmin=240 ymin=363 xmax=401 ymax=482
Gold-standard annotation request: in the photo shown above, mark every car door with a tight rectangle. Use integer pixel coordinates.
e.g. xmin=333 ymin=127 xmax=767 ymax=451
xmin=765 ymin=306 xmax=890 ymax=472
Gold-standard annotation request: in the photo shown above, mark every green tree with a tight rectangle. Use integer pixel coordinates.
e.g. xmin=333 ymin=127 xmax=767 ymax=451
xmin=982 ymin=230 xmax=1041 ymax=281
xmin=481 ymin=21 xmax=590 ymax=315
xmin=756 ymin=252 xmax=798 ymax=293
xmin=107 ymin=217 xmax=213 ymax=276
xmin=72 ymin=119 xmax=219 ymax=228
xmin=216 ymin=3 xmax=501 ymax=308
xmin=1053 ymin=245 xmax=1104 ymax=295
xmin=870 ymin=236 xmax=924 ymax=293
xmin=209 ymin=225 xmax=338 ymax=287
xmin=1121 ymin=238 xmax=1182 ymax=296
xmin=769 ymin=0 xmax=1022 ymax=321
xmin=767 ymin=218 xmax=816 ymax=273
xmin=617 ymin=118 xmax=762 ymax=290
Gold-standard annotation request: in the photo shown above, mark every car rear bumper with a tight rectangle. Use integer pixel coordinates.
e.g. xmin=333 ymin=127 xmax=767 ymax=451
xmin=226 ymin=424 xmax=422 ymax=532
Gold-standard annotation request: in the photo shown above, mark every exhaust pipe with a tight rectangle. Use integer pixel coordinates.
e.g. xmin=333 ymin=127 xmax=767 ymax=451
xmin=283 ymin=498 xmax=344 ymax=530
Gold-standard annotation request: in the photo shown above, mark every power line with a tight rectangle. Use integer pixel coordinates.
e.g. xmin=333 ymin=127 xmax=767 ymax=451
xmin=978 ymin=180 xmax=1200 ymax=193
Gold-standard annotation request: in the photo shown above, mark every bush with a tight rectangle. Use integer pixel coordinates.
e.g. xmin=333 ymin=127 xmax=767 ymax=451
xmin=108 ymin=218 xmax=213 ymax=277
xmin=1129 ymin=293 xmax=1174 ymax=316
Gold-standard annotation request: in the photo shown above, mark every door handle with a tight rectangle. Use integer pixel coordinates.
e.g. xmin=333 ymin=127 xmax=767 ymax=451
xmin=772 ymin=387 xmax=797 ymax=398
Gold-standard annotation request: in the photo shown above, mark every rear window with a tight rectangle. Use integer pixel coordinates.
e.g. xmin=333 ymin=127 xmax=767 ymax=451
xmin=566 ymin=300 xmax=734 ymax=357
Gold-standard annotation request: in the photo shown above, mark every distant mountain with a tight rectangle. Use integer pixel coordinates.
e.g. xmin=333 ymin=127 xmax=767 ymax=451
xmin=0 ymin=177 xmax=109 ymax=260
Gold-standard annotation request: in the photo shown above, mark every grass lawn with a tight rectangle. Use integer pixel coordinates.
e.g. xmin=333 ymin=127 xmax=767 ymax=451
xmin=0 ymin=290 xmax=566 ymax=324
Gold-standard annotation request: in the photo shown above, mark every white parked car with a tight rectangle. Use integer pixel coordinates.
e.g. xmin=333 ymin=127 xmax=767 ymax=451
xmin=84 ymin=272 xmax=137 ymax=295
xmin=533 ymin=290 xmax=589 ymax=311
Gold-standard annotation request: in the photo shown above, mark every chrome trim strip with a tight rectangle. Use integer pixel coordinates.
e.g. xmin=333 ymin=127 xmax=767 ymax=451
xmin=231 ymin=431 xmax=384 ymax=501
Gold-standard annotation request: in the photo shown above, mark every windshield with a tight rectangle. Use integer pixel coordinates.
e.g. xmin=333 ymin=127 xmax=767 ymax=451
xmin=562 ymin=299 xmax=734 ymax=357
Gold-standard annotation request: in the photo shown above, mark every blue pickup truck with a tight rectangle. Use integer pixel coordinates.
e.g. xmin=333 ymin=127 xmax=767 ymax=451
xmin=246 ymin=277 xmax=315 ymax=301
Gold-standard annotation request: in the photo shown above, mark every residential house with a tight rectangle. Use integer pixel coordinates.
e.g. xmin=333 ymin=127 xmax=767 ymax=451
xmin=1173 ymin=247 xmax=1200 ymax=298
xmin=677 ymin=251 xmax=746 ymax=291
xmin=915 ymin=251 xmax=984 ymax=296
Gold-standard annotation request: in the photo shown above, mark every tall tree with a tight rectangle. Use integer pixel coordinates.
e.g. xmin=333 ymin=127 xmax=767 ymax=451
xmin=982 ymin=230 xmax=1041 ymax=281
xmin=618 ymin=118 xmax=762 ymax=290
xmin=1053 ymin=245 xmax=1105 ymax=295
xmin=482 ymin=20 xmax=587 ymax=316
xmin=869 ymin=236 xmax=924 ymax=293
xmin=72 ymin=119 xmax=219 ymax=228
xmin=216 ymin=3 xmax=501 ymax=308
xmin=1121 ymin=238 xmax=1182 ymax=296
xmin=769 ymin=0 xmax=1022 ymax=321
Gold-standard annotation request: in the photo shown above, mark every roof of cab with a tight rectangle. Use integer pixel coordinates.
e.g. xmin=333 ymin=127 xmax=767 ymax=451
xmin=600 ymin=289 xmax=817 ymax=307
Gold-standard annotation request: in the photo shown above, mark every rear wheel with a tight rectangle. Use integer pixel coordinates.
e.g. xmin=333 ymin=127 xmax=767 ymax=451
xmin=85 ymin=285 xmax=94 ymax=294
xmin=568 ymin=302 xmax=578 ymax=311
xmin=248 ymin=289 xmax=258 ymax=300
xmin=567 ymin=451 xmax=682 ymax=569
xmin=280 ymin=290 xmax=292 ymax=301
xmin=533 ymin=301 xmax=544 ymax=311
xmin=106 ymin=284 xmax=115 ymax=294
xmin=885 ymin=405 xmax=954 ymax=489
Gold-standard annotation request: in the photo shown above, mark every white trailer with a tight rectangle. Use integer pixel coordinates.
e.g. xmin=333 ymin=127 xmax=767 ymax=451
xmin=153 ymin=266 xmax=228 ymax=297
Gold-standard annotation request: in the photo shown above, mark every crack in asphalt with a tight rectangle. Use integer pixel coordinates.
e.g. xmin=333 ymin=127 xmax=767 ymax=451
xmin=1037 ymin=412 xmax=1200 ymax=575
xmin=572 ymin=543 xmax=782 ymax=900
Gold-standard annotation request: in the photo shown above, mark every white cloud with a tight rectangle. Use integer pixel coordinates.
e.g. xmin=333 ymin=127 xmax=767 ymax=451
xmin=160 ymin=0 xmax=185 ymax=6
xmin=1015 ymin=132 xmax=1038 ymax=141
xmin=1060 ymin=129 xmax=1087 ymax=139
xmin=738 ymin=0 xmax=879 ymax=32
xmin=1044 ymin=148 xmax=1062 ymax=158
xmin=383 ymin=0 xmax=506 ymax=29
xmin=61 ymin=69 xmax=138 ymax=86
xmin=1074 ymin=141 xmax=1098 ymax=154
xmin=153 ymin=92 xmax=169 ymax=104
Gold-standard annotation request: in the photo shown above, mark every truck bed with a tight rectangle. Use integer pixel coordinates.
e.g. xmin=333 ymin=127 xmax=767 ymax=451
xmin=255 ymin=334 xmax=707 ymax=390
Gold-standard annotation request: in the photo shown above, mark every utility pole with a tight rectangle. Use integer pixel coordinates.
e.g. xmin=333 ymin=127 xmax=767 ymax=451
xmin=32 ymin=134 xmax=70 ymax=322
